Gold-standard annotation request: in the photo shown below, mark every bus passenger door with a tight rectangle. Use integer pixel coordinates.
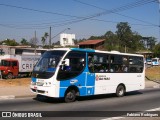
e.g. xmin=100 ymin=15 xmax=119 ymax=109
xmin=86 ymin=72 xmax=95 ymax=95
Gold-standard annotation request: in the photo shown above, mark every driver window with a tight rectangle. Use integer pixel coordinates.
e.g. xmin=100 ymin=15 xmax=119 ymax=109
xmin=57 ymin=51 xmax=86 ymax=80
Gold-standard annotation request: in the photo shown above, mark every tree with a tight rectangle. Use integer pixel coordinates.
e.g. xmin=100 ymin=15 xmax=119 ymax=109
xmin=88 ymin=35 xmax=104 ymax=40
xmin=115 ymin=22 xmax=144 ymax=53
xmin=41 ymin=32 xmax=49 ymax=47
xmin=116 ymin=22 xmax=132 ymax=52
xmin=0 ymin=39 xmax=19 ymax=46
xmin=20 ymin=38 xmax=29 ymax=45
xmin=30 ymin=37 xmax=38 ymax=48
xmin=41 ymin=36 xmax=46 ymax=46
xmin=148 ymin=37 xmax=156 ymax=51
xmin=153 ymin=43 xmax=160 ymax=57
xmin=104 ymin=31 xmax=118 ymax=51
xmin=128 ymin=32 xmax=143 ymax=53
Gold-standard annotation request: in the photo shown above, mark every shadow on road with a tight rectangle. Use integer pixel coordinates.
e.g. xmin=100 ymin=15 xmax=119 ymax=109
xmin=78 ymin=91 xmax=142 ymax=102
xmin=33 ymin=91 xmax=142 ymax=103
xmin=33 ymin=95 xmax=64 ymax=103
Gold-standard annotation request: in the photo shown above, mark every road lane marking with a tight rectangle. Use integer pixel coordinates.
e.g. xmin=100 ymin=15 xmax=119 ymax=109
xmin=146 ymin=107 xmax=160 ymax=111
xmin=0 ymin=95 xmax=15 ymax=100
xmin=101 ymin=117 xmax=124 ymax=120
xmin=101 ymin=107 xmax=160 ymax=120
xmin=153 ymin=85 xmax=160 ymax=88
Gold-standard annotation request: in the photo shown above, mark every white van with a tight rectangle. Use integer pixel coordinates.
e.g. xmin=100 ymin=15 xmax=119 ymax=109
xmin=152 ymin=58 xmax=160 ymax=66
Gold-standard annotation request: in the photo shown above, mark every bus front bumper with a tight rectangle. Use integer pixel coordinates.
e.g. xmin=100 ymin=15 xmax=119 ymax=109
xmin=30 ymin=85 xmax=59 ymax=98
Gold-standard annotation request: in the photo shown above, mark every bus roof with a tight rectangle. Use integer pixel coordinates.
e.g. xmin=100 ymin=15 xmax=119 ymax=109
xmin=47 ymin=48 xmax=95 ymax=52
xmin=47 ymin=48 xmax=143 ymax=57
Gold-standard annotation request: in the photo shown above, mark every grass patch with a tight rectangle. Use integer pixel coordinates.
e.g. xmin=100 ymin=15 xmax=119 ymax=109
xmin=145 ymin=66 xmax=160 ymax=81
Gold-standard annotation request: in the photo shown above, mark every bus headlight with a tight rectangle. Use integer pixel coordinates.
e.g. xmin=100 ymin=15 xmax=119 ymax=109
xmin=35 ymin=80 xmax=51 ymax=87
xmin=37 ymin=82 xmax=44 ymax=86
xmin=43 ymin=82 xmax=52 ymax=87
xmin=31 ymin=82 xmax=36 ymax=85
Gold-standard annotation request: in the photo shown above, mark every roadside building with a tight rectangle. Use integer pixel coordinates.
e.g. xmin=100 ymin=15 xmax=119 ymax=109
xmin=60 ymin=33 xmax=75 ymax=47
xmin=136 ymin=50 xmax=153 ymax=60
xmin=77 ymin=39 xmax=105 ymax=50
xmin=0 ymin=45 xmax=46 ymax=55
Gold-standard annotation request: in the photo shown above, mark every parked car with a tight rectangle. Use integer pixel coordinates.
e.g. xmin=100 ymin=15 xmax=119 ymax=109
xmin=146 ymin=59 xmax=152 ymax=65
xmin=152 ymin=57 xmax=160 ymax=66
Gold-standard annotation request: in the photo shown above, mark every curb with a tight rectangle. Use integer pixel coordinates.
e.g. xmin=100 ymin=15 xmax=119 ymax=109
xmin=153 ymin=84 xmax=160 ymax=88
xmin=15 ymin=95 xmax=36 ymax=98
xmin=0 ymin=95 xmax=36 ymax=100
xmin=0 ymin=95 xmax=15 ymax=100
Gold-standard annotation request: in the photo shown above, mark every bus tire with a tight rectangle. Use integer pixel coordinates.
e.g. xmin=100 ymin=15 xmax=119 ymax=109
xmin=64 ymin=89 xmax=76 ymax=103
xmin=116 ymin=85 xmax=125 ymax=97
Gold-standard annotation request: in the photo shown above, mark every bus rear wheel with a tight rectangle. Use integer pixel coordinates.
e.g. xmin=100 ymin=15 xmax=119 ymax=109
xmin=116 ymin=85 xmax=125 ymax=97
xmin=64 ymin=90 xmax=76 ymax=103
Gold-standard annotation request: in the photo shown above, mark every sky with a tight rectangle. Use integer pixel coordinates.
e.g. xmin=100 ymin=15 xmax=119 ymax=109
xmin=0 ymin=0 xmax=159 ymax=44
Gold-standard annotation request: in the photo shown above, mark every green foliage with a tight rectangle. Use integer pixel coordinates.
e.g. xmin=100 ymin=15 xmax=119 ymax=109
xmin=41 ymin=32 xmax=49 ymax=47
xmin=20 ymin=38 xmax=29 ymax=45
xmin=1 ymin=22 xmax=158 ymax=55
xmin=0 ymin=39 xmax=19 ymax=46
xmin=77 ymin=22 xmax=156 ymax=53
xmin=103 ymin=22 xmax=144 ymax=53
xmin=88 ymin=35 xmax=104 ymax=40
xmin=41 ymin=36 xmax=46 ymax=46
xmin=153 ymin=43 xmax=160 ymax=57
xmin=104 ymin=31 xmax=118 ymax=51
xmin=147 ymin=37 xmax=156 ymax=51
xmin=78 ymin=21 xmax=157 ymax=54
xmin=116 ymin=22 xmax=136 ymax=52
xmin=29 ymin=37 xmax=38 ymax=48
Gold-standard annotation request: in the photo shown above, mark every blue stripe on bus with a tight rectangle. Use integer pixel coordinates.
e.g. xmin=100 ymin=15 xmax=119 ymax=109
xmin=59 ymin=67 xmax=95 ymax=97
xmin=71 ymin=48 xmax=95 ymax=52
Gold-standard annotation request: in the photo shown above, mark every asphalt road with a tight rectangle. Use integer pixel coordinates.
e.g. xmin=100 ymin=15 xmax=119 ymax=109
xmin=0 ymin=88 xmax=160 ymax=120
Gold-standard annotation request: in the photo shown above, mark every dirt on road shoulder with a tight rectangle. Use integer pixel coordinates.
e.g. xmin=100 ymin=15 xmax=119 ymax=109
xmin=0 ymin=78 xmax=31 ymax=87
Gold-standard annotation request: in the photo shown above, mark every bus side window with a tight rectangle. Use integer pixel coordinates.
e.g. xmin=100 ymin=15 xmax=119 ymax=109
xmin=57 ymin=51 xmax=86 ymax=80
xmin=88 ymin=53 xmax=109 ymax=73
xmin=122 ymin=56 xmax=128 ymax=72
xmin=110 ymin=55 xmax=129 ymax=73
xmin=88 ymin=54 xmax=95 ymax=72
xmin=129 ymin=56 xmax=143 ymax=73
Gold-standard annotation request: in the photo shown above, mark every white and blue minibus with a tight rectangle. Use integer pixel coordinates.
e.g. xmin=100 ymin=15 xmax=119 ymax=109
xmin=151 ymin=58 xmax=159 ymax=66
xmin=30 ymin=48 xmax=145 ymax=102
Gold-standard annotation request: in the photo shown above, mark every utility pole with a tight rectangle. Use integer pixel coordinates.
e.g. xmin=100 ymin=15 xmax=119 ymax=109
xmin=49 ymin=26 xmax=51 ymax=49
xmin=158 ymin=0 xmax=160 ymax=80
xmin=34 ymin=30 xmax=37 ymax=55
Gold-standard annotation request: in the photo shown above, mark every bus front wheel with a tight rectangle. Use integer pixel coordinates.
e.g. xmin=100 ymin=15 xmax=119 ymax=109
xmin=116 ymin=85 xmax=125 ymax=97
xmin=64 ymin=90 xmax=76 ymax=103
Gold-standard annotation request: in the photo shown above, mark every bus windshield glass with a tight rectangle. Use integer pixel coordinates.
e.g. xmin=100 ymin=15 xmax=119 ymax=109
xmin=33 ymin=50 xmax=66 ymax=73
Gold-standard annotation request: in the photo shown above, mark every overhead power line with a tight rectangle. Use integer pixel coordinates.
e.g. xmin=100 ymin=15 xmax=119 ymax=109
xmin=0 ymin=3 xmax=79 ymax=18
xmin=73 ymin=0 xmax=158 ymax=26
xmin=0 ymin=0 xmax=158 ymax=29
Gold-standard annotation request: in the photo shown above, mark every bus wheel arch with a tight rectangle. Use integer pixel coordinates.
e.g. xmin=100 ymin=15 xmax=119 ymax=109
xmin=116 ymin=84 xmax=126 ymax=97
xmin=64 ymin=86 xmax=79 ymax=103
